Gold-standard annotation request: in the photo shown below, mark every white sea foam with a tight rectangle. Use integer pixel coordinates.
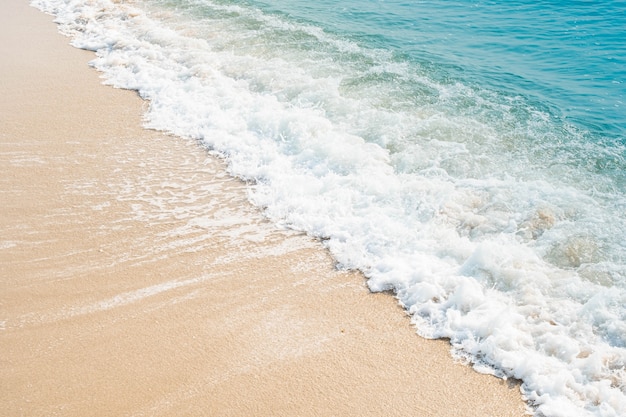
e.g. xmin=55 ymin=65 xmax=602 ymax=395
xmin=32 ymin=1 xmax=626 ymax=416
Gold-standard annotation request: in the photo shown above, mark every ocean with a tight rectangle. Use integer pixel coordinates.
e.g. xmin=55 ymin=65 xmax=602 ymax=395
xmin=31 ymin=0 xmax=625 ymax=415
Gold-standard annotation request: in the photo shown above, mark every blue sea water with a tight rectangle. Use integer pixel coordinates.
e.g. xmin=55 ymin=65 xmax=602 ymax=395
xmin=33 ymin=0 xmax=626 ymax=415
xmin=257 ymin=0 xmax=626 ymax=140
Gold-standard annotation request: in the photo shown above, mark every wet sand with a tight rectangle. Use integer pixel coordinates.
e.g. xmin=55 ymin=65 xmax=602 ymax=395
xmin=0 ymin=1 xmax=528 ymax=415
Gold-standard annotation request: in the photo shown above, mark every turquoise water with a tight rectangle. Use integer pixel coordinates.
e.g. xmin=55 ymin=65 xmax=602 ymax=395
xmin=34 ymin=0 xmax=626 ymax=415
xmin=253 ymin=0 xmax=626 ymax=140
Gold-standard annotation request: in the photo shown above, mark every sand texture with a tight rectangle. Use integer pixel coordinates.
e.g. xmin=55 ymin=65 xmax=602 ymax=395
xmin=1 ymin=1 xmax=527 ymax=416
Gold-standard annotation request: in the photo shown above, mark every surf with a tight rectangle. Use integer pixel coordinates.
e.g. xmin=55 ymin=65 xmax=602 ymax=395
xmin=31 ymin=0 xmax=626 ymax=416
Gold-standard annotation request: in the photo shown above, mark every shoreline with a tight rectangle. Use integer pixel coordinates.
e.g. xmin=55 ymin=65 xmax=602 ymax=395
xmin=1 ymin=1 xmax=528 ymax=416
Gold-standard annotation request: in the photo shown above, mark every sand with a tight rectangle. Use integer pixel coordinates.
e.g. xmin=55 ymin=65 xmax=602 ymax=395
xmin=0 ymin=1 xmax=528 ymax=416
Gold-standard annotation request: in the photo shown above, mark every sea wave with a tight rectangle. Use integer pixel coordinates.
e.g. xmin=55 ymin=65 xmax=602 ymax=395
xmin=32 ymin=1 xmax=626 ymax=415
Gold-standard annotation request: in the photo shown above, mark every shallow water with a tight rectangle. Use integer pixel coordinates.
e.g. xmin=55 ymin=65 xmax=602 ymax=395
xmin=33 ymin=0 xmax=626 ymax=416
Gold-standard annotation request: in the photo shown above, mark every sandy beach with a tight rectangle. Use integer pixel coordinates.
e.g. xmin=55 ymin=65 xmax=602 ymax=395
xmin=1 ymin=1 xmax=527 ymax=415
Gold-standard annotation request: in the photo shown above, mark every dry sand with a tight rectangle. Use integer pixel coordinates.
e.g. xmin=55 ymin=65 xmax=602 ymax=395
xmin=0 ymin=0 xmax=528 ymax=415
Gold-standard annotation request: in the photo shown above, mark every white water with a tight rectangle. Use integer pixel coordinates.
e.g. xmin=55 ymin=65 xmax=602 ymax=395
xmin=32 ymin=1 xmax=626 ymax=416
